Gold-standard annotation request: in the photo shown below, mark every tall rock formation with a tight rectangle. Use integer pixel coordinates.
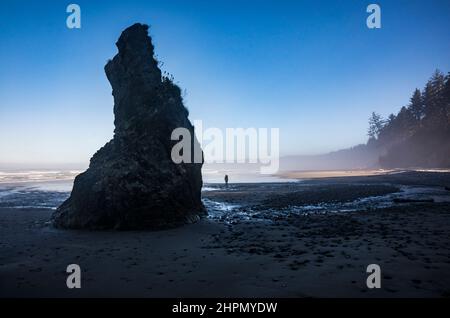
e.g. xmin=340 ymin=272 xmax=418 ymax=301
xmin=53 ymin=23 xmax=205 ymax=230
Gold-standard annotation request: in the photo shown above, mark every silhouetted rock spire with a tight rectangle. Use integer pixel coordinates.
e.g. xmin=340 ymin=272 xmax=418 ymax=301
xmin=53 ymin=23 xmax=205 ymax=230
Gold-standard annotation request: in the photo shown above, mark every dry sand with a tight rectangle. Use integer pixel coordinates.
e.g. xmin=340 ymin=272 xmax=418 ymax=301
xmin=277 ymin=168 xmax=450 ymax=180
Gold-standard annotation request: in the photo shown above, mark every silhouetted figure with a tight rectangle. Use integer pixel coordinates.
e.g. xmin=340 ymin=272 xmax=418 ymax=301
xmin=224 ymin=174 xmax=229 ymax=187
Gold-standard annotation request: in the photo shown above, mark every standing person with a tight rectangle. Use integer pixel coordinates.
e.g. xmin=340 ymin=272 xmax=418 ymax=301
xmin=224 ymin=174 xmax=229 ymax=187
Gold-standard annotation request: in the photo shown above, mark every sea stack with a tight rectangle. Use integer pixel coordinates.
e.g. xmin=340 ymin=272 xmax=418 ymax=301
xmin=53 ymin=23 xmax=205 ymax=230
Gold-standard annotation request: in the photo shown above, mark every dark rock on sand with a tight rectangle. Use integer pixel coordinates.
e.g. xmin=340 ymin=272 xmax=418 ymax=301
xmin=53 ymin=23 xmax=204 ymax=230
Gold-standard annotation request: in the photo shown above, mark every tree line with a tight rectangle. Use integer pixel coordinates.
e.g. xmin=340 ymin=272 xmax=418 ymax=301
xmin=367 ymin=70 xmax=450 ymax=168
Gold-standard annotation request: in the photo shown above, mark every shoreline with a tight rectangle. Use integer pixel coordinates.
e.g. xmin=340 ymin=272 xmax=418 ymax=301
xmin=276 ymin=168 xmax=450 ymax=180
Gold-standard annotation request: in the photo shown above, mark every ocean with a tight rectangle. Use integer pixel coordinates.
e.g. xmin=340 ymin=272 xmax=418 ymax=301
xmin=0 ymin=169 xmax=293 ymax=210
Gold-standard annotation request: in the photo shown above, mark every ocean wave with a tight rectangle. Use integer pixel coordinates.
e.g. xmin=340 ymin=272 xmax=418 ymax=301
xmin=0 ymin=170 xmax=82 ymax=183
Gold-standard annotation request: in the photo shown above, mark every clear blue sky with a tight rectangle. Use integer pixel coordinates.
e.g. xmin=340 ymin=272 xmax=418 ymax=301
xmin=0 ymin=0 xmax=449 ymax=167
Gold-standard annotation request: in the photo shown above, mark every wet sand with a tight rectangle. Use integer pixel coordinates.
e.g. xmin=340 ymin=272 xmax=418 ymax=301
xmin=1 ymin=171 xmax=450 ymax=297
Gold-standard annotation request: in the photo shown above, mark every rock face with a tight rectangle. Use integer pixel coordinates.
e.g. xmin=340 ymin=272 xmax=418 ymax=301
xmin=53 ymin=23 xmax=205 ymax=230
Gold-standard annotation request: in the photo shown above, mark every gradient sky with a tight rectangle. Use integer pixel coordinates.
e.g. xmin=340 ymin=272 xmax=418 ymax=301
xmin=0 ymin=0 xmax=449 ymax=167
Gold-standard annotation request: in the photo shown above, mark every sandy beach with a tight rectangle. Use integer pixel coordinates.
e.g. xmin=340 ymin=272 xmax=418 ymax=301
xmin=1 ymin=171 xmax=450 ymax=297
xmin=276 ymin=169 xmax=450 ymax=180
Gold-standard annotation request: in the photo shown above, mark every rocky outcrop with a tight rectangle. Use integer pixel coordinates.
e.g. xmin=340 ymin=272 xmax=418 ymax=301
xmin=52 ymin=23 xmax=205 ymax=230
